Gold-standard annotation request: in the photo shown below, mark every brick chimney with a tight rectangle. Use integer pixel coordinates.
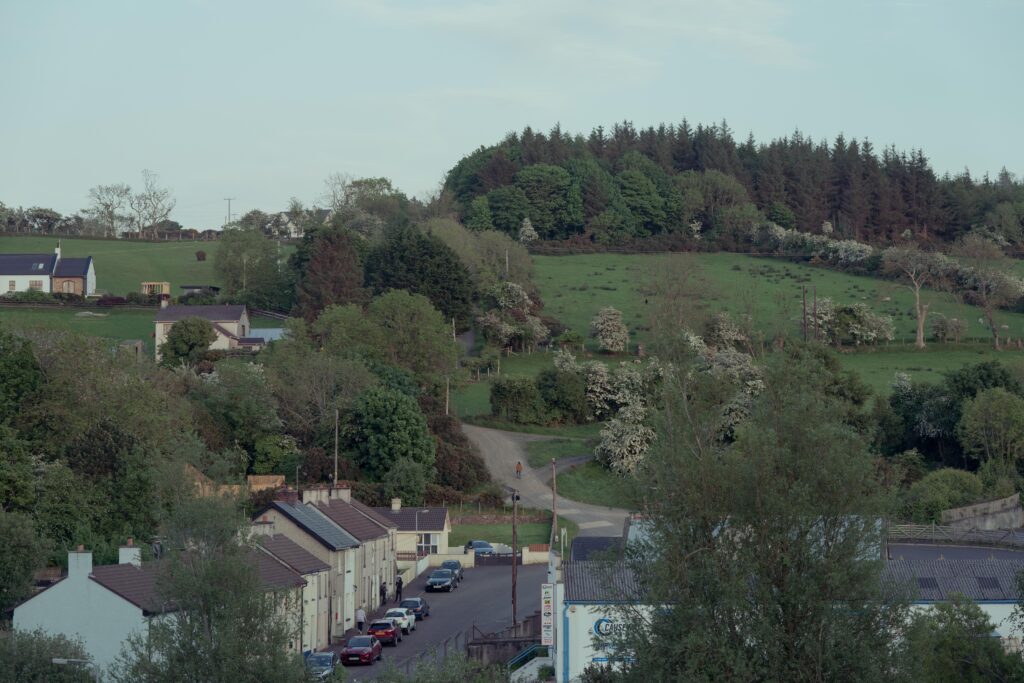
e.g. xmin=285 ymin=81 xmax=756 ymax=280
xmin=302 ymin=484 xmax=329 ymax=505
xmin=330 ymin=482 xmax=352 ymax=503
xmin=391 ymin=498 xmax=402 ymax=512
xmin=118 ymin=537 xmax=142 ymax=567
xmin=275 ymin=487 xmax=299 ymax=505
xmin=68 ymin=545 xmax=92 ymax=580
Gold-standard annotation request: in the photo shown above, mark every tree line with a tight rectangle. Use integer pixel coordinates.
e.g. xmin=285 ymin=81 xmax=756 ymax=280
xmin=443 ymin=121 xmax=1024 ymax=247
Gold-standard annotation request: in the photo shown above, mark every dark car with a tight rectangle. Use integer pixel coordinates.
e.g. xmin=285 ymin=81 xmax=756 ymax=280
xmin=464 ymin=540 xmax=494 ymax=556
xmin=305 ymin=651 xmax=340 ymax=679
xmin=367 ymin=619 xmax=402 ymax=645
xmin=340 ymin=635 xmax=382 ymax=666
xmin=440 ymin=559 xmax=464 ymax=582
xmin=400 ymin=597 xmax=430 ymax=619
xmin=425 ymin=569 xmax=457 ymax=592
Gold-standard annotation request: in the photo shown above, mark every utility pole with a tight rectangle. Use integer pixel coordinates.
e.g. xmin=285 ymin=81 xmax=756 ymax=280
xmin=445 ymin=377 xmax=450 ymax=416
xmin=333 ymin=408 xmax=339 ymax=485
xmin=505 ymin=248 xmax=509 ymax=276
xmin=511 ymin=489 xmax=519 ymax=627
xmin=802 ymin=286 xmax=808 ymax=342
xmin=812 ymin=286 xmax=819 ymax=342
xmin=551 ymin=459 xmax=558 ymax=545
xmin=223 ymin=197 xmax=235 ymax=228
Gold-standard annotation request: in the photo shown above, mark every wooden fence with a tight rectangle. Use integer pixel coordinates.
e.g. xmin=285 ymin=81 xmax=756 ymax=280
xmin=888 ymin=523 xmax=1024 ymax=550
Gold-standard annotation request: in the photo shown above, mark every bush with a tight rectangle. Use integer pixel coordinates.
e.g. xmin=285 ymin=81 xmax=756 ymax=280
xmin=1 ymin=290 xmax=55 ymax=303
xmin=536 ymin=368 xmax=589 ymax=424
xmin=490 ymin=376 xmax=548 ymax=424
xmin=51 ymin=292 xmax=84 ymax=303
xmin=195 ymin=250 xmax=207 ymax=262
xmin=902 ymin=468 xmax=983 ymax=523
xmin=96 ymin=295 xmax=126 ymax=307
xmin=180 ymin=289 xmax=219 ymax=306
xmin=125 ymin=291 xmax=159 ymax=305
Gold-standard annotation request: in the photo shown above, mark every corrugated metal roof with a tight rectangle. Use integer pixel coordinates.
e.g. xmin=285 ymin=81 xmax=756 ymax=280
xmin=883 ymin=559 xmax=1024 ymax=602
xmin=370 ymin=507 xmax=446 ymax=532
xmin=272 ymin=500 xmax=360 ymax=550
xmin=259 ymin=535 xmax=330 ymax=574
xmin=154 ymin=305 xmax=247 ymax=323
xmin=563 ymin=561 xmax=640 ymax=603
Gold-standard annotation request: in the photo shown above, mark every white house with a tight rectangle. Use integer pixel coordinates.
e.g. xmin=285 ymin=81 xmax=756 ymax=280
xmin=372 ymin=498 xmax=451 ymax=559
xmin=0 ymin=244 xmax=96 ymax=295
xmin=258 ymin=534 xmax=332 ymax=654
xmin=153 ymin=304 xmax=257 ymax=361
xmin=14 ymin=541 xmax=306 ymax=677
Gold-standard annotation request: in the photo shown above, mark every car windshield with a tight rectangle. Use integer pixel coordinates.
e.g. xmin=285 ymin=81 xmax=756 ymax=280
xmin=385 ymin=610 xmax=405 ymax=617
xmin=370 ymin=621 xmax=392 ymax=629
xmin=430 ymin=570 xmax=452 ymax=579
xmin=401 ymin=599 xmax=420 ymax=608
xmin=307 ymin=654 xmax=333 ymax=665
xmin=348 ymin=636 xmax=373 ymax=648
xmin=442 ymin=561 xmax=459 ymax=570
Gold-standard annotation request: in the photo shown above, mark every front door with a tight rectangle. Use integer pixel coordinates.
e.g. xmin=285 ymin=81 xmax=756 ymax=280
xmin=62 ymin=280 xmax=74 ymax=294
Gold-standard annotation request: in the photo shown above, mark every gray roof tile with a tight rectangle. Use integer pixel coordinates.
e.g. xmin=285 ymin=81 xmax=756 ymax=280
xmin=563 ymin=561 xmax=640 ymax=603
xmin=882 ymin=559 xmax=1024 ymax=602
xmin=259 ymin=535 xmax=330 ymax=574
xmin=371 ymin=507 xmax=447 ymax=532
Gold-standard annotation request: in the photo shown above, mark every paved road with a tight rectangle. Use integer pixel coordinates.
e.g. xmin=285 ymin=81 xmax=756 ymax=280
xmin=462 ymin=424 xmax=630 ymax=538
xmin=339 ymin=564 xmax=547 ymax=681
xmin=888 ymin=543 xmax=1024 ymax=561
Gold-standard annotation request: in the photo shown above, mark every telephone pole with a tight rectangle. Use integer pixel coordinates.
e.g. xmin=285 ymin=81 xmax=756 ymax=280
xmin=223 ymin=197 xmax=235 ymax=227
xmin=333 ymin=408 xmax=339 ymax=485
xmin=511 ymin=488 xmax=519 ymax=627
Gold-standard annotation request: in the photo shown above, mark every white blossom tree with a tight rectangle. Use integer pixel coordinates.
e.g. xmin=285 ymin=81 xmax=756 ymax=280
xmin=595 ymin=403 xmax=656 ymax=474
xmin=590 ymin=307 xmax=629 ymax=353
xmin=518 ymin=217 xmax=538 ymax=244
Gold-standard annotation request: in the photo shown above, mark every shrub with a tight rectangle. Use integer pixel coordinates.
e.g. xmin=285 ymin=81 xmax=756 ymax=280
xmin=1 ymin=290 xmax=55 ymax=303
xmin=180 ymin=289 xmax=219 ymax=306
xmin=51 ymin=292 xmax=84 ymax=303
xmin=96 ymin=295 xmax=127 ymax=307
xmin=901 ymin=468 xmax=983 ymax=523
xmin=125 ymin=291 xmax=159 ymax=305
xmin=590 ymin=307 xmax=629 ymax=353
xmin=536 ymin=368 xmax=589 ymax=424
xmin=490 ymin=376 xmax=548 ymax=424
xmin=195 ymin=250 xmax=207 ymax=262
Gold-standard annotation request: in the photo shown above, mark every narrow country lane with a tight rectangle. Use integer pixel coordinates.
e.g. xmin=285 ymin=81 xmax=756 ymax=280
xmin=461 ymin=424 xmax=630 ymax=538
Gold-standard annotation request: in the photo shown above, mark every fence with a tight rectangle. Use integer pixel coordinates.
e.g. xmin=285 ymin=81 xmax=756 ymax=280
xmin=888 ymin=523 xmax=1024 ymax=551
xmin=398 ymin=629 xmax=470 ymax=677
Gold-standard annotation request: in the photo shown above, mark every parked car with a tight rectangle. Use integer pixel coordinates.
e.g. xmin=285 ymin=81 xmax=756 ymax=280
xmin=464 ymin=540 xmax=494 ymax=556
xmin=440 ymin=559 xmax=464 ymax=581
xmin=305 ymin=651 xmax=340 ymax=679
xmin=384 ymin=607 xmax=416 ymax=634
xmin=426 ymin=569 xmax=457 ymax=592
xmin=340 ymin=635 xmax=382 ymax=666
xmin=367 ymin=618 xmax=403 ymax=645
xmin=400 ymin=597 xmax=430 ymax=619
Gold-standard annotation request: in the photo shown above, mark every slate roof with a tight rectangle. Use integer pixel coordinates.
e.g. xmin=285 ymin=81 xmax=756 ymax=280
xmin=563 ymin=561 xmax=640 ymax=603
xmin=249 ymin=550 xmax=306 ymax=590
xmin=350 ymin=499 xmax=397 ymax=529
xmin=269 ymin=500 xmax=360 ymax=551
xmin=570 ymin=536 xmax=622 ymax=561
xmin=90 ymin=563 xmax=165 ymax=615
xmin=371 ymin=507 xmax=448 ymax=532
xmin=0 ymin=253 xmax=57 ymax=275
xmin=259 ymin=535 xmax=330 ymax=574
xmin=53 ymin=257 xmax=92 ymax=277
xmin=316 ymin=499 xmax=390 ymax=541
xmin=154 ymin=305 xmax=247 ymax=323
xmin=883 ymin=559 xmax=1024 ymax=602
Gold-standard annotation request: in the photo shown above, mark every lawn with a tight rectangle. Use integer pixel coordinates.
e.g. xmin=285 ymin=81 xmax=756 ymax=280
xmin=836 ymin=344 xmax=1024 ymax=394
xmin=553 ymin=461 xmax=635 ymax=510
xmin=449 ymin=517 xmax=579 ymax=549
xmin=0 ymin=236 xmax=223 ymax=295
xmin=525 ymin=438 xmax=595 ymax=468
xmin=0 ymin=307 xmax=284 ymax=354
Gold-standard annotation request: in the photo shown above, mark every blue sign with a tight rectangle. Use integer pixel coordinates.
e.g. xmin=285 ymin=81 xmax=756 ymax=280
xmin=593 ymin=618 xmax=614 ymax=637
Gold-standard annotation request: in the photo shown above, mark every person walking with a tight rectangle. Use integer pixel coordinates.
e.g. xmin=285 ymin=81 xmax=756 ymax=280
xmin=395 ymin=575 xmax=404 ymax=602
xmin=379 ymin=580 xmax=387 ymax=606
xmin=515 ymin=460 xmax=523 ymax=479
xmin=356 ymin=606 xmax=366 ymax=634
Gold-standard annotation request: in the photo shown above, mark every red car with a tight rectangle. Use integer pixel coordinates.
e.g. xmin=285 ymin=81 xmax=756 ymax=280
xmin=367 ymin=619 xmax=402 ymax=646
xmin=340 ymin=635 xmax=382 ymax=665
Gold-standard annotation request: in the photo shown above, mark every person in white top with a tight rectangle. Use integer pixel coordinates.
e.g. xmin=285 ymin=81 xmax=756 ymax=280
xmin=356 ymin=606 xmax=367 ymax=633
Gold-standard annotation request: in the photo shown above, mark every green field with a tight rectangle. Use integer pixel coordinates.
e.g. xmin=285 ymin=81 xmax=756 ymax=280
xmin=553 ymin=461 xmax=635 ymax=510
xmin=0 ymin=236 xmax=224 ymax=295
xmin=449 ymin=517 xmax=579 ymax=548
xmin=0 ymin=307 xmax=284 ymax=353
xmin=525 ymin=438 xmax=595 ymax=468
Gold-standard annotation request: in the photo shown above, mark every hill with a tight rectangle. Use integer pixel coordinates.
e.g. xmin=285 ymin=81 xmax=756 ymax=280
xmin=0 ymin=236 xmax=219 ymax=295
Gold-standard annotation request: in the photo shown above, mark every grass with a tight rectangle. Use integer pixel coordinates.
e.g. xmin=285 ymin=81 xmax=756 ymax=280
xmin=0 ymin=236 xmax=223 ymax=295
xmin=449 ymin=517 xmax=579 ymax=549
xmin=462 ymin=415 xmax=604 ymax=439
xmin=835 ymin=344 xmax=1024 ymax=394
xmin=553 ymin=461 xmax=635 ymax=510
xmin=1 ymin=307 xmax=283 ymax=354
xmin=525 ymin=438 xmax=595 ymax=468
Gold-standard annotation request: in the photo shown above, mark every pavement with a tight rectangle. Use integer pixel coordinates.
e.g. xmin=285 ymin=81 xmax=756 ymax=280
xmin=335 ymin=564 xmax=547 ymax=681
xmin=888 ymin=543 xmax=1024 ymax=561
xmin=462 ymin=424 xmax=630 ymax=538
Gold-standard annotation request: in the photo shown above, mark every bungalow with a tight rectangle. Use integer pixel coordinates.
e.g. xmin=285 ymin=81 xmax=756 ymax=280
xmin=153 ymin=304 xmax=262 ymax=361
xmin=13 ymin=541 xmax=305 ymax=676
xmin=0 ymin=243 xmax=95 ymax=295
xmin=373 ymin=498 xmax=451 ymax=559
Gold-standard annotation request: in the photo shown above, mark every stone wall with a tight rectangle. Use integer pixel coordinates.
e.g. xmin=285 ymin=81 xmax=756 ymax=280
xmin=942 ymin=493 xmax=1023 ymax=530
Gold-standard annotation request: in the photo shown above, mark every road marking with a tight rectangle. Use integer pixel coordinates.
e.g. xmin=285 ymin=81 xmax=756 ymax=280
xmin=578 ymin=521 xmax=614 ymax=530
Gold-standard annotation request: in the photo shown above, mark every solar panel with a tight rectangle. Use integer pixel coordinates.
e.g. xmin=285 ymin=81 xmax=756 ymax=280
xmin=917 ymin=577 xmax=939 ymax=590
xmin=977 ymin=577 xmax=1001 ymax=591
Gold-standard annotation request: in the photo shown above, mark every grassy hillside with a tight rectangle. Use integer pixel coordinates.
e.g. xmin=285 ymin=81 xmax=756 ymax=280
xmin=0 ymin=236 xmax=220 ymax=295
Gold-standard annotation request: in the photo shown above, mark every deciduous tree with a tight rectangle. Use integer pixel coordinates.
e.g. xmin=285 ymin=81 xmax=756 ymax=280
xmin=159 ymin=318 xmax=216 ymax=368
xmin=590 ymin=307 xmax=629 ymax=353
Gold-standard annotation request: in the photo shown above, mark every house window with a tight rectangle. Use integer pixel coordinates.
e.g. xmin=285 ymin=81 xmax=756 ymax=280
xmin=417 ymin=533 xmax=438 ymax=556
xmin=7 ymin=281 xmax=13 ymax=292
xmin=28 ymin=280 xmax=43 ymax=291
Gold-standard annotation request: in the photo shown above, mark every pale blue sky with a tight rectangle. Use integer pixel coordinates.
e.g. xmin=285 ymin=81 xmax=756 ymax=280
xmin=1 ymin=0 xmax=1020 ymax=229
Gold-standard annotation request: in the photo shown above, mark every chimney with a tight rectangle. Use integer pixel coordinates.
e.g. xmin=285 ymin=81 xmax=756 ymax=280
xmin=330 ymin=482 xmax=352 ymax=503
xmin=391 ymin=498 xmax=402 ymax=512
xmin=54 ymin=241 xmax=61 ymax=262
xmin=119 ymin=537 xmax=142 ymax=567
xmin=275 ymin=487 xmax=299 ymax=506
xmin=301 ymin=484 xmax=329 ymax=506
xmin=68 ymin=545 xmax=92 ymax=579
xmin=159 ymin=298 xmax=169 ymax=309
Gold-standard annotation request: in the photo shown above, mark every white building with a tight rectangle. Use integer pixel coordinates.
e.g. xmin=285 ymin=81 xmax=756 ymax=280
xmin=0 ymin=244 xmax=96 ymax=295
xmin=258 ymin=534 xmax=332 ymax=654
xmin=153 ymin=304 xmax=258 ymax=361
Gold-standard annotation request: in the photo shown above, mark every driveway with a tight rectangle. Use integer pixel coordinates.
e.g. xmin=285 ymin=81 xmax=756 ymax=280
xmin=462 ymin=424 xmax=630 ymax=538
xmin=337 ymin=564 xmax=547 ymax=681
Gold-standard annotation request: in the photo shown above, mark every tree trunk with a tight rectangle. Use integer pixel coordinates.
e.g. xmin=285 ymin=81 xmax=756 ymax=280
xmin=985 ymin=307 xmax=1001 ymax=350
xmin=913 ymin=285 xmax=927 ymax=349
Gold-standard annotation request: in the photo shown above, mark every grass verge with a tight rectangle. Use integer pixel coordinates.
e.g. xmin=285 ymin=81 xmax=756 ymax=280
xmin=554 ymin=461 xmax=635 ymax=510
xmin=525 ymin=438 xmax=595 ymax=468
xmin=450 ymin=516 xmax=579 ymax=549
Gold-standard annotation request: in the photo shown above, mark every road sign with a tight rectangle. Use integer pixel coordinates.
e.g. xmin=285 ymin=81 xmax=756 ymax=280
xmin=541 ymin=583 xmax=555 ymax=646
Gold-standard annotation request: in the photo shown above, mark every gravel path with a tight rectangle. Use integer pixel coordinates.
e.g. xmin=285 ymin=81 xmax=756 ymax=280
xmin=462 ymin=424 xmax=630 ymax=538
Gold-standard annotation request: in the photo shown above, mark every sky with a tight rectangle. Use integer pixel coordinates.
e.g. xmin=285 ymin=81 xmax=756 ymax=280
xmin=1 ymin=0 xmax=1021 ymax=230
